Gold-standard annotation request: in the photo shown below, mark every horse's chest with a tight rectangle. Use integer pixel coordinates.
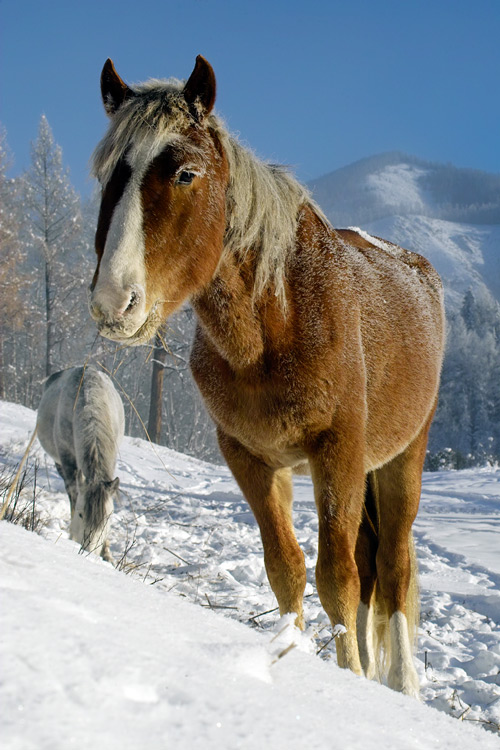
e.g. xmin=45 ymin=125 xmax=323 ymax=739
xmin=190 ymin=341 xmax=334 ymax=464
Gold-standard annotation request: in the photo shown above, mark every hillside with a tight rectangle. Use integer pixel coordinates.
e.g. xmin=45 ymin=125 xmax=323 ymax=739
xmin=1 ymin=400 xmax=500 ymax=747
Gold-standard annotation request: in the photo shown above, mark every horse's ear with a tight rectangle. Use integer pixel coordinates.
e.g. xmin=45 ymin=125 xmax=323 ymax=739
xmin=183 ymin=55 xmax=216 ymax=118
xmin=108 ymin=477 xmax=120 ymax=493
xmin=101 ymin=59 xmax=134 ymax=117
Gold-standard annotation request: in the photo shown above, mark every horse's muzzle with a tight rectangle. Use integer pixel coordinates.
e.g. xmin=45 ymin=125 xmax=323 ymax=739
xmin=88 ymin=283 xmax=150 ymax=343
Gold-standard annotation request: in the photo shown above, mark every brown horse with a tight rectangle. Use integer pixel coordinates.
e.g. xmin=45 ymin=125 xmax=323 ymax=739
xmin=89 ymin=56 xmax=445 ymax=697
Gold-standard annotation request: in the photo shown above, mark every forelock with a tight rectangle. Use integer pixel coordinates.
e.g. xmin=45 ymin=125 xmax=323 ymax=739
xmin=92 ymin=77 xmax=199 ymax=186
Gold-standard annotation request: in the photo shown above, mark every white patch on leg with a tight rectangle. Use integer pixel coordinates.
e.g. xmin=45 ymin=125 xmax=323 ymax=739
xmin=388 ymin=610 xmax=420 ymax=698
xmin=357 ymin=602 xmax=376 ymax=680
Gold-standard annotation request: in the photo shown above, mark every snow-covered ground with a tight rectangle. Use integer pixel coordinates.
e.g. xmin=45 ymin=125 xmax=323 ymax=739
xmin=1 ymin=400 xmax=499 ymax=748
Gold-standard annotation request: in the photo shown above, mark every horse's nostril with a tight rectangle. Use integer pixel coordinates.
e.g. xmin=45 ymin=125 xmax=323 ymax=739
xmin=125 ymin=290 xmax=138 ymax=314
xmin=90 ymin=284 xmax=145 ymax=327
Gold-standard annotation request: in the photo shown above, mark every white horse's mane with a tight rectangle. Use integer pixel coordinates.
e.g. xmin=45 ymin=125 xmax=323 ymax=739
xmin=92 ymin=77 xmax=330 ymax=308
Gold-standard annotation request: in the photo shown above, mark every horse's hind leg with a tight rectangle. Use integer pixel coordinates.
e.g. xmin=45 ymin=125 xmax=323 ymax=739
xmin=375 ymin=416 xmax=432 ymax=698
xmin=217 ymin=430 xmax=307 ymax=628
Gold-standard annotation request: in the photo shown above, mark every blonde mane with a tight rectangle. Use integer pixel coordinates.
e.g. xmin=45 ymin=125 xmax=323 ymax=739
xmin=92 ymin=77 xmax=329 ymax=308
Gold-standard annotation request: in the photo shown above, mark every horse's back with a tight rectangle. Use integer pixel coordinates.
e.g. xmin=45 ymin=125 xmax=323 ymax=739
xmin=335 ymin=228 xmax=442 ymax=301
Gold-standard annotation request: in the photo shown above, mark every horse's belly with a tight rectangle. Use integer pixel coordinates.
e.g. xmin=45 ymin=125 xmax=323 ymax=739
xmin=364 ymin=356 xmax=441 ymax=469
xmin=191 ymin=305 xmax=443 ymax=473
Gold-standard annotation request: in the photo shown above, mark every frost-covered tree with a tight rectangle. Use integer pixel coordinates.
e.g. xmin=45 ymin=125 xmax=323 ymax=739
xmin=22 ymin=115 xmax=82 ymax=377
xmin=429 ymin=291 xmax=500 ymax=466
xmin=0 ymin=128 xmax=29 ymax=400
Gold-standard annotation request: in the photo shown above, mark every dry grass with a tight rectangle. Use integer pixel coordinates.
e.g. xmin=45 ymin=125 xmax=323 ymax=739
xmin=0 ymin=460 xmax=45 ymax=533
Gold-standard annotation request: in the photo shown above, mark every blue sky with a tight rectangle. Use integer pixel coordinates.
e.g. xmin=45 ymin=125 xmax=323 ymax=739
xmin=1 ymin=0 xmax=499 ymax=197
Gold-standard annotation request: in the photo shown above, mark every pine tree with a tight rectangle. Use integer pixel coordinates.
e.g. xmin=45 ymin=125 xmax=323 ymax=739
xmin=461 ymin=289 xmax=480 ymax=331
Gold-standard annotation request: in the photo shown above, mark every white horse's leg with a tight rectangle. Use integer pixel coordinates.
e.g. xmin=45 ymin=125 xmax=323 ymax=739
xmin=69 ymin=489 xmax=86 ymax=546
xmin=100 ymin=539 xmax=114 ymax=563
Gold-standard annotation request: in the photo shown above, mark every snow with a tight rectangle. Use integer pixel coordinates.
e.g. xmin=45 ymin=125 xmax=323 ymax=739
xmin=1 ymin=400 xmax=500 ymax=748
xmin=365 ymin=163 xmax=428 ymax=213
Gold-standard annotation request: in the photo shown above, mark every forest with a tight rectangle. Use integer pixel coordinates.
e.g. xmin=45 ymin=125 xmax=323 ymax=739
xmin=1 ymin=118 xmax=499 ymax=468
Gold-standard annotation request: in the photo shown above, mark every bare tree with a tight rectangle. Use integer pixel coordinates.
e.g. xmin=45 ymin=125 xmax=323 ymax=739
xmin=147 ymin=326 xmax=169 ymax=443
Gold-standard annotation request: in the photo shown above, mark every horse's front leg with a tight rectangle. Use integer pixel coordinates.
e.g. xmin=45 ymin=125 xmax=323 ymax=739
xmin=309 ymin=430 xmax=365 ymax=675
xmin=55 ymin=458 xmax=78 ymax=517
xmin=217 ymin=429 xmax=307 ymax=628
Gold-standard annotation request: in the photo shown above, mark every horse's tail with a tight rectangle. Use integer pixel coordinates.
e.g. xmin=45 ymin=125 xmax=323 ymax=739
xmin=366 ymin=473 xmax=420 ymax=681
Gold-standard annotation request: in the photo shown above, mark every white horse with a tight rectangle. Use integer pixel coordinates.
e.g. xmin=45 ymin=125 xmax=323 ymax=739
xmin=37 ymin=366 xmax=124 ymax=561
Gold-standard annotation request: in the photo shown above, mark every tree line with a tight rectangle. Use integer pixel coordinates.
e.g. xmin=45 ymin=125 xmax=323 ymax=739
xmin=1 ymin=117 xmax=499 ymax=468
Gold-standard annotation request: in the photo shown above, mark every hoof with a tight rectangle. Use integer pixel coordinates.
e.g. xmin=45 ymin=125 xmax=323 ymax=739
xmin=388 ymin=665 xmax=420 ymax=699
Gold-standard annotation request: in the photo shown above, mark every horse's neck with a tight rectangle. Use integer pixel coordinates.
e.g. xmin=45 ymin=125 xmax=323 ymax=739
xmin=191 ymin=205 xmax=328 ymax=371
xmin=192 ymin=252 xmax=283 ymax=370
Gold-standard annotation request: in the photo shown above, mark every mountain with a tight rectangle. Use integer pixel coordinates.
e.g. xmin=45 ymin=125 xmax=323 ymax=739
xmin=309 ymin=153 xmax=500 ymax=309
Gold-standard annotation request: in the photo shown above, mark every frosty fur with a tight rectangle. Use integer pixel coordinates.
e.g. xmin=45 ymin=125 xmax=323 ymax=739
xmin=89 ymin=56 xmax=445 ymax=695
xmin=36 ymin=366 xmax=124 ymax=561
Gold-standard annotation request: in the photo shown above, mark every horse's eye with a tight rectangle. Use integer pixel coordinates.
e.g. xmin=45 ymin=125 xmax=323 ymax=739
xmin=177 ymin=170 xmax=196 ymax=185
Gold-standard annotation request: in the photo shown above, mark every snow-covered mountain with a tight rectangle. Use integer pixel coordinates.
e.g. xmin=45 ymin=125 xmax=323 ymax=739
xmin=309 ymin=153 xmax=500 ymax=310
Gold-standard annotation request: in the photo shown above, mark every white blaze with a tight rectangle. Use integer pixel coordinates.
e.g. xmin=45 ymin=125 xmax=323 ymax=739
xmin=91 ymin=132 xmax=197 ymax=336
xmin=98 ymin=173 xmax=146 ymax=309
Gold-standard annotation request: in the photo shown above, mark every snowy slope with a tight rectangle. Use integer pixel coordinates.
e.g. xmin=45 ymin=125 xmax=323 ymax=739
xmin=309 ymin=154 xmax=500 ymax=310
xmin=1 ymin=400 xmax=500 ymax=748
